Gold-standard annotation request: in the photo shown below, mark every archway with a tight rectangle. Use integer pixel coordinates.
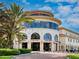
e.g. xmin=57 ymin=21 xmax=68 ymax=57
xmin=31 ymin=33 xmax=40 ymax=39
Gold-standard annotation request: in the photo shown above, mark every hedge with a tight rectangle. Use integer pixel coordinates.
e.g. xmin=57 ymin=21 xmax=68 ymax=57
xmin=0 ymin=48 xmax=32 ymax=56
xmin=0 ymin=49 xmax=20 ymax=56
xmin=0 ymin=56 xmax=12 ymax=59
xmin=67 ymin=54 xmax=79 ymax=59
xmin=19 ymin=48 xmax=32 ymax=54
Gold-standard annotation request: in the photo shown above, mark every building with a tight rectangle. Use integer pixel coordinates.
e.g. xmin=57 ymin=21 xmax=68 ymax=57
xmin=59 ymin=27 xmax=79 ymax=52
xmin=13 ymin=11 xmax=79 ymax=52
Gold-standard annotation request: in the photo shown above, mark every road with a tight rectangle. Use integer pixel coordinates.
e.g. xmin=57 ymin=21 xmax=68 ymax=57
xmin=15 ymin=52 xmax=67 ymax=59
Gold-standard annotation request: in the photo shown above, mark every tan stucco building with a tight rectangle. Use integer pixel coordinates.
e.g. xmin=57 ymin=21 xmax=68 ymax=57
xmin=59 ymin=27 xmax=79 ymax=52
xmin=13 ymin=11 xmax=79 ymax=52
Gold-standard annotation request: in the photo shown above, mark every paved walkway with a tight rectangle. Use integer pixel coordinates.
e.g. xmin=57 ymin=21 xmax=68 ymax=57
xmin=15 ymin=52 xmax=68 ymax=59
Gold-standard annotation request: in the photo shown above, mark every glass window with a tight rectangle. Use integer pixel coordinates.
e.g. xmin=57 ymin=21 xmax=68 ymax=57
xmin=31 ymin=13 xmax=50 ymax=16
xmin=31 ymin=14 xmax=39 ymax=16
xmin=31 ymin=33 xmax=40 ymax=39
xmin=44 ymin=33 xmax=52 ymax=41
xmin=54 ymin=35 xmax=58 ymax=42
xmin=39 ymin=14 xmax=49 ymax=16
xmin=23 ymin=21 xmax=58 ymax=30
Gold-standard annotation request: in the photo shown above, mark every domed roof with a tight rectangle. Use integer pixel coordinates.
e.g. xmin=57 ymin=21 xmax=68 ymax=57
xmin=24 ymin=10 xmax=54 ymax=17
xmin=24 ymin=10 xmax=62 ymax=25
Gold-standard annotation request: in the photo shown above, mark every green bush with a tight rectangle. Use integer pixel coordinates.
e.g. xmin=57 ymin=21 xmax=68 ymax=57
xmin=67 ymin=54 xmax=79 ymax=59
xmin=0 ymin=48 xmax=32 ymax=56
xmin=19 ymin=48 xmax=32 ymax=54
xmin=0 ymin=56 xmax=12 ymax=59
xmin=0 ymin=49 xmax=20 ymax=56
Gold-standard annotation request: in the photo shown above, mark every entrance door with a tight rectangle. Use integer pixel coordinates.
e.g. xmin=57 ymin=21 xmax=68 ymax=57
xmin=56 ymin=43 xmax=58 ymax=51
xmin=31 ymin=42 xmax=40 ymax=51
xmin=22 ymin=42 xmax=27 ymax=48
xmin=44 ymin=43 xmax=51 ymax=51
xmin=54 ymin=43 xmax=58 ymax=51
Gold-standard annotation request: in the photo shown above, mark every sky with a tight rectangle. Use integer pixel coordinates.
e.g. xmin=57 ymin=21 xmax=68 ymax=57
xmin=0 ymin=0 xmax=79 ymax=33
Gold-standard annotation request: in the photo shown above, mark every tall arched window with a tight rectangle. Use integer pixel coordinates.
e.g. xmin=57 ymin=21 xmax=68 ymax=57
xmin=31 ymin=33 xmax=40 ymax=39
xmin=54 ymin=35 xmax=58 ymax=42
xmin=44 ymin=33 xmax=52 ymax=41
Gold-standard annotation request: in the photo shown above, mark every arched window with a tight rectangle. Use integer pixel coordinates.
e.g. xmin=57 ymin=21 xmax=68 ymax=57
xmin=44 ymin=33 xmax=52 ymax=41
xmin=54 ymin=35 xmax=58 ymax=42
xmin=31 ymin=33 xmax=40 ymax=39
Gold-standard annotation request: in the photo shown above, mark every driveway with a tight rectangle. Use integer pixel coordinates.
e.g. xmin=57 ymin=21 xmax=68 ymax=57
xmin=15 ymin=52 xmax=68 ymax=59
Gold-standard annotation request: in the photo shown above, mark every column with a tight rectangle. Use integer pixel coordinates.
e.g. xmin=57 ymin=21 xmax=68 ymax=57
xmin=51 ymin=42 xmax=54 ymax=52
xmin=40 ymin=41 xmax=43 ymax=52
xmin=28 ymin=41 xmax=31 ymax=49
xmin=57 ymin=42 xmax=60 ymax=51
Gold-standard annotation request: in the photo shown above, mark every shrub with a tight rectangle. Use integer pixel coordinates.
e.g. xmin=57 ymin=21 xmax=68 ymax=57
xmin=19 ymin=48 xmax=32 ymax=54
xmin=0 ymin=49 xmax=20 ymax=56
xmin=67 ymin=54 xmax=79 ymax=59
xmin=0 ymin=56 xmax=12 ymax=59
xmin=0 ymin=48 xmax=32 ymax=56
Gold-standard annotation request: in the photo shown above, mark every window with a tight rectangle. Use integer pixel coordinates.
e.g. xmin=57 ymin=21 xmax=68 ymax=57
xmin=24 ymin=21 xmax=58 ymax=30
xmin=31 ymin=14 xmax=39 ymax=16
xmin=44 ymin=33 xmax=52 ymax=41
xmin=54 ymin=35 xmax=58 ymax=42
xmin=78 ymin=40 xmax=79 ymax=43
xmin=31 ymin=33 xmax=40 ymax=39
xmin=31 ymin=13 xmax=50 ymax=16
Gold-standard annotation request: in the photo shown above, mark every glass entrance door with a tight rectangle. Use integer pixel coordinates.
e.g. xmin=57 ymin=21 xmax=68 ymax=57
xmin=44 ymin=43 xmax=51 ymax=51
xmin=22 ymin=42 xmax=27 ymax=48
xmin=31 ymin=42 xmax=40 ymax=51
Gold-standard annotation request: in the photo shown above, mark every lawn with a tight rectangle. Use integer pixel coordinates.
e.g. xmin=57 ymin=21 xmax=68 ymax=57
xmin=67 ymin=54 xmax=79 ymax=59
xmin=0 ymin=56 xmax=13 ymax=59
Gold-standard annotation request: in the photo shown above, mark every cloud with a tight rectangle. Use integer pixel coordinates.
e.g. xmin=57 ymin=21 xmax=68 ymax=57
xmin=54 ymin=4 xmax=79 ymax=32
xmin=45 ymin=0 xmax=61 ymax=2
xmin=58 ymin=5 xmax=71 ymax=13
xmin=38 ymin=6 xmax=52 ymax=11
xmin=21 ymin=0 xmax=30 ymax=5
xmin=67 ymin=13 xmax=79 ymax=25
xmin=68 ymin=18 xmax=79 ymax=25
xmin=61 ymin=13 xmax=79 ymax=32
xmin=55 ymin=5 xmax=72 ymax=18
xmin=45 ymin=0 xmax=79 ymax=3
xmin=73 ymin=6 xmax=79 ymax=13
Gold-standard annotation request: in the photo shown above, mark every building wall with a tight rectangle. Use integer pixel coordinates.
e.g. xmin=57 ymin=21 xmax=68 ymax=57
xmin=13 ymin=11 xmax=79 ymax=52
xmin=59 ymin=28 xmax=79 ymax=51
xmin=21 ymin=28 xmax=59 ymax=51
xmin=13 ymin=19 xmax=59 ymax=52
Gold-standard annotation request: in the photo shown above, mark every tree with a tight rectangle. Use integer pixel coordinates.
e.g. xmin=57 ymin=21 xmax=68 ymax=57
xmin=0 ymin=3 xmax=11 ymax=48
xmin=0 ymin=3 xmax=33 ymax=48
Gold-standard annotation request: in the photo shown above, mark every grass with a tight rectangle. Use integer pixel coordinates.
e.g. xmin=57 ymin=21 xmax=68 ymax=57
xmin=67 ymin=54 xmax=79 ymax=59
xmin=0 ymin=56 xmax=13 ymax=59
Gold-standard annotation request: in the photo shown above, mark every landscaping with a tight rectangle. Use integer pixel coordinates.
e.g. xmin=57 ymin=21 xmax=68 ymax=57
xmin=0 ymin=48 xmax=32 ymax=59
xmin=0 ymin=56 xmax=13 ymax=59
xmin=0 ymin=3 xmax=32 ymax=59
xmin=67 ymin=54 xmax=79 ymax=59
xmin=0 ymin=48 xmax=32 ymax=56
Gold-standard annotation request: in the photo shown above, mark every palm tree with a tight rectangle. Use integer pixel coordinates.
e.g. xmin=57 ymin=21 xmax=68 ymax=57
xmin=0 ymin=3 xmax=11 ymax=48
xmin=6 ymin=3 xmax=34 ymax=48
xmin=0 ymin=3 xmax=33 ymax=48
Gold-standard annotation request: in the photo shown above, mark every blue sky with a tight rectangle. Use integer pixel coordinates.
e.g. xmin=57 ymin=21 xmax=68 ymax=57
xmin=0 ymin=0 xmax=79 ymax=32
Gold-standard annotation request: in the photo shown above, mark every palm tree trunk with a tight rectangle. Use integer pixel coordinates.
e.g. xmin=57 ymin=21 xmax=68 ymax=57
xmin=7 ymin=33 xmax=13 ymax=48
